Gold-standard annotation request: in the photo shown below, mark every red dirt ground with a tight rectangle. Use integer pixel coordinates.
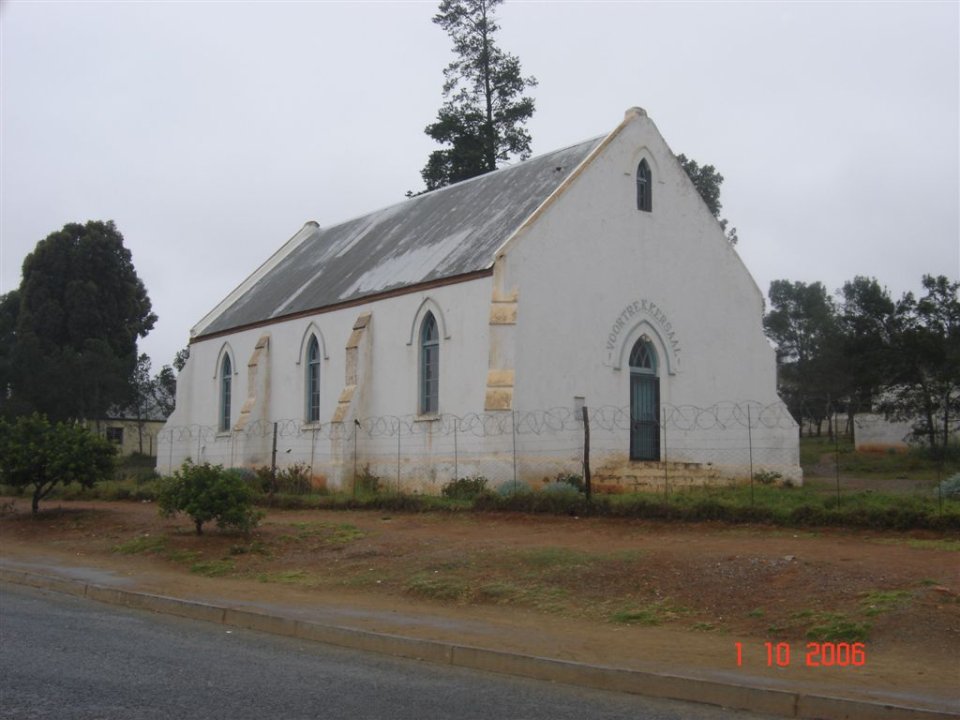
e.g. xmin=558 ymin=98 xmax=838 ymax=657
xmin=1 ymin=498 xmax=958 ymax=707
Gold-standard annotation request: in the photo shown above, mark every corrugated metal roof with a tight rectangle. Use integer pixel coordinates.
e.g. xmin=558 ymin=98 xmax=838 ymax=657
xmin=197 ymin=136 xmax=604 ymax=337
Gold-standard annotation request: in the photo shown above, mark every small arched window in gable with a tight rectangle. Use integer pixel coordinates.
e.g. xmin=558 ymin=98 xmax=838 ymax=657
xmin=636 ymin=159 xmax=652 ymax=212
xmin=219 ymin=353 xmax=232 ymax=432
xmin=419 ymin=312 xmax=439 ymax=415
xmin=306 ymin=335 xmax=321 ymax=423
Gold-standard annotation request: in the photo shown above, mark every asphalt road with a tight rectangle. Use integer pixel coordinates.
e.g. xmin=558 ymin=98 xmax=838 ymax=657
xmin=0 ymin=583 xmax=775 ymax=720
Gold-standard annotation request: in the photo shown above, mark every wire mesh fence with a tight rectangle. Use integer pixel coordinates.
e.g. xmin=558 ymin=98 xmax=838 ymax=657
xmin=157 ymin=402 xmax=809 ymax=495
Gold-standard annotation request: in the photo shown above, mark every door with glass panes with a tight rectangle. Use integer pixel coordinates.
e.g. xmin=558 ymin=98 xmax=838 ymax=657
xmin=629 ymin=339 xmax=660 ymax=461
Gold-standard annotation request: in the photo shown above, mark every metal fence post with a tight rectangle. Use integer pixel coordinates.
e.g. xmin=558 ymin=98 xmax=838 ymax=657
xmin=397 ymin=421 xmax=401 ymax=495
xmin=582 ymin=405 xmax=591 ymax=503
xmin=662 ymin=407 xmax=669 ymax=500
xmin=353 ymin=419 xmax=359 ymax=496
xmin=512 ymin=410 xmax=518 ymax=491
xmin=748 ymin=404 xmax=755 ymax=505
xmin=453 ymin=416 xmax=459 ymax=482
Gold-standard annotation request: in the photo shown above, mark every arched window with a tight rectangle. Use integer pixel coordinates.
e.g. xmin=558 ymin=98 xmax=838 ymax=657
xmin=219 ymin=353 xmax=232 ymax=432
xmin=419 ymin=311 xmax=439 ymax=415
xmin=629 ymin=338 xmax=659 ymax=460
xmin=306 ymin=335 xmax=321 ymax=423
xmin=629 ymin=338 xmax=657 ymax=374
xmin=636 ymin=159 xmax=652 ymax=212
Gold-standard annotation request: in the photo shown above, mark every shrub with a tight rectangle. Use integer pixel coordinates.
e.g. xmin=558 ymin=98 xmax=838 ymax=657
xmin=275 ymin=463 xmax=314 ymax=495
xmin=354 ymin=464 xmax=381 ymax=495
xmin=936 ymin=473 xmax=960 ymax=501
xmin=753 ymin=470 xmax=783 ymax=486
xmin=496 ymin=480 xmax=531 ymax=496
xmin=552 ymin=472 xmax=584 ymax=491
xmin=224 ymin=467 xmax=259 ymax=489
xmin=441 ymin=475 xmax=489 ymax=500
xmin=541 ymin=482 xmax=582 ymax=497
xmin=158 ymin=460 xmax=261 ymax=535
xmin=0 ymin=413 xmax=115 ymax=514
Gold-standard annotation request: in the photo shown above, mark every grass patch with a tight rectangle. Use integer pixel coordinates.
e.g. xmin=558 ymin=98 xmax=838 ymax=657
xmin=804 ymin=614 xmax=871 ymax=642
xmin=166 ymin=549 xmax=201 ymax=564
xmin=405 ymin=573 xmax=470 ymax=601
xmin=229 ymin=540 xmax=270 ymax=556
xmin=190 ymin=559 xmax=235 ymax=577
xmin=515 ymin=547 xmax=589 ymax=569
xmin=112 ymin=535 xmax=166 ymax=555
xmin=477 ymin=582 xmax=521 ymax=602
xmin=611 ymin=600 xmax=688 ymax=626
xmin=258 ymin=569 xmax=311 ymax=584
xmin=860 ymin=590 xmax=913 ymax=616
xmin=800 ymin=436 xmax=960 ymax=481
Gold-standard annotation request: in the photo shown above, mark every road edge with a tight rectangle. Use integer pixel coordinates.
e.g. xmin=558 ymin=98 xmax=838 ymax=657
xmin=2 ymin=566 xmax=956 ymax=720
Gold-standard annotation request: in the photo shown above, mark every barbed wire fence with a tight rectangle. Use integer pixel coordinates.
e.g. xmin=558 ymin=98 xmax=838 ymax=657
xmin=155 ymin=400 xmax=956 ymax=505
xmin=156 ymin=401 xmax=816 ymax=496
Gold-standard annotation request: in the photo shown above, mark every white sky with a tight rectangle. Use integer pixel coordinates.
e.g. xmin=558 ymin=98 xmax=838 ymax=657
xmin=2 ymin=0 xmax=958 ymax=371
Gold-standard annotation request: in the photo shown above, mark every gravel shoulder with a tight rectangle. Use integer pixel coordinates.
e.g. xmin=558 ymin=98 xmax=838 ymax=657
xmin=1 ymin=498 xmax=958 ymax=708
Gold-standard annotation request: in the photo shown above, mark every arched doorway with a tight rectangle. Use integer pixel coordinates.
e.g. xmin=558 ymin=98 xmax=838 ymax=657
xmin=629 ymin=337 xmax=660 ymax=460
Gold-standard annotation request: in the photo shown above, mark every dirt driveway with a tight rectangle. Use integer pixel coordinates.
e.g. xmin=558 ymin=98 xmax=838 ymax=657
xmin=1 ymin=498 xmax=958 ymax=706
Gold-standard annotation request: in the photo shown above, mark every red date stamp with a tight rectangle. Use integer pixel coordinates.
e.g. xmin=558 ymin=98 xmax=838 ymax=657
xmin=735 ymin=642 xmax=866 ymax=668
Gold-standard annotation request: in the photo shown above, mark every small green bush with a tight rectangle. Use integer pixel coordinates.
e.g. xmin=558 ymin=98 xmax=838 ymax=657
xmin=937 ymin=473 xmax=960 ymax=501
xmin=441 ymin=475 xmax=489 ymax=500
xmin=541 ymin=482 xmax=582 ymax=497
xmin=552 ymin=472 xmax=584 ymax=491
xmin=496 ymin=480 xmax=530 ymax=496
xmin=275 ymin=462 xmax=314 ymax=495
xmin=354 ymin=465 xmax=381 ymax=495
xmin=158 ymin=461 xmax=261 ymax=535
xmin=753 ymin=470 xmax=783 ymax=486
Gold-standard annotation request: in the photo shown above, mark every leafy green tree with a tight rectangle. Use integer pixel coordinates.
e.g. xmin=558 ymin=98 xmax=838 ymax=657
xmin=126 ymin=353 xmax=175 ymax=452
xmin=0 ymin=413 xmax=115 ymax=514
xmin=9 ymin=221 xmax=156 ymax=422
xmin=417 ymin=0 xmax=537 ymax=191
xmin=763 ymin=280 xmax=843 ymax=433
xmin=173 ymin=346 xmax=190 ymax=373
xmin=880 ymin=275 xmax=960 ymax=452
xmin=0 ymin=291 xmax=24 ymax=417
xmin=158 ymin=461 xmax=260 ymax=535
xmin=676 ymin=154 xmax=738 ymax=245
xmin=152 ymin=364 xmax=177 ymax=417
xmin=836 ymin=276 xmax=897 ymax=419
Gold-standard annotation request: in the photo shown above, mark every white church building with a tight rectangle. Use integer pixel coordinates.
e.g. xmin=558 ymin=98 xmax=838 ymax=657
xmin=158 ymin=107 xmax=801 ymax=491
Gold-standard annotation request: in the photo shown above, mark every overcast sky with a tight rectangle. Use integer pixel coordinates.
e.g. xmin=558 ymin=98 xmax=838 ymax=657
xmin=2 ymin=0 xmax=957 ymax=372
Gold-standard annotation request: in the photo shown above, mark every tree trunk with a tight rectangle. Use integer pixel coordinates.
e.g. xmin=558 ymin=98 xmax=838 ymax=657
xmin=195 ymin=519 xmax=203 ymax=536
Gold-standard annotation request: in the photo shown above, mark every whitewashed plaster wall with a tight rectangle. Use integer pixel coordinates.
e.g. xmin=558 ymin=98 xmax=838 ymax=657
xmin=498 ymin=110 xmax=799 ymax=480
xmin=158 ymin=277 xmax=494 ymax=484
xmin=159 ymin=110 xmax=800 ymax=487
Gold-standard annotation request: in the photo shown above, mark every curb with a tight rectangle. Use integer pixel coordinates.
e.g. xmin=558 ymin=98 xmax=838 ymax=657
xmin=2 ymin=567 xmax=956 ymax=720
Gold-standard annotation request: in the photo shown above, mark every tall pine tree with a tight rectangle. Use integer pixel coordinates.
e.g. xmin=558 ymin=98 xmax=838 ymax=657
xmin=6 ymin=220 xmax=156 ymax=422
xmin=418 ymin=0 xmax=537 ymax=192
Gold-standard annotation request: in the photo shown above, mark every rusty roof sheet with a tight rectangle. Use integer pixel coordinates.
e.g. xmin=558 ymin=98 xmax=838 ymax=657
xmin=196 ymin=136 xmax=603 ymax=337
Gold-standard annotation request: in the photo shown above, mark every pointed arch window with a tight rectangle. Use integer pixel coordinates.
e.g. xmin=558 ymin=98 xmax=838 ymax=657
xmin=636 ymin=159 xmax=652 ymax=212
xmin=219 ymin=353 xmax=232 ymax=432
xmin=419 ymin=312 xmax=439 ymax=415
xmin=306 ymin=335 xmax=321 ymax=423
xmin=629 ymin=338 xmax=657 ymax=374
xmin=629 ymin=338 xmax=659 ymax=461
